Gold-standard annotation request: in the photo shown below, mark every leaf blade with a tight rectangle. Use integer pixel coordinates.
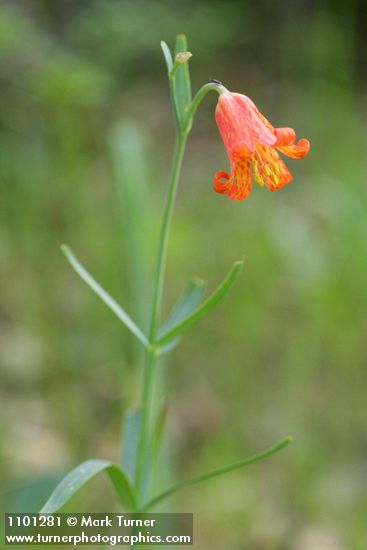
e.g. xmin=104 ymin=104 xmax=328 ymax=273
xmin=156 ymin=260 xmax=244 ymax=347
xmin=173 ymin=34 xmax=192 ymax=128
xmin=160 ymin=279 xmax=206 ymax=333
xmin=160 ymin=40 xmax=173 ymax=73
xmin=61 ymin=245 xmax=149 ymax=349
xmin=40 ymin=460 xmax=137 ymax=513
xmin=158 ymin=279 xmax=206 ymax=353
xmin=143 ymin=436 xmax=292 ymax=511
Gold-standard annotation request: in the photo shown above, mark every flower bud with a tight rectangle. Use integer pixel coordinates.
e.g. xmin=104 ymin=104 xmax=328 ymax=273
xmin=175 ymin=51 xmax=192 ymax=64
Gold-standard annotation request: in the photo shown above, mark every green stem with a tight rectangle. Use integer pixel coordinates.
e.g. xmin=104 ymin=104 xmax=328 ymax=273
xmin=183 ymin=82 xmax=228 ymax=132
xmin=169 ymin=74 xmax=181 ymax=131
xmin=149 ymin=135 xmax=188 ymax=340
xmin=135 ymin=80 xmax=227 ymax=510
xmin=135 ymin=133 xmax=188 ymax=507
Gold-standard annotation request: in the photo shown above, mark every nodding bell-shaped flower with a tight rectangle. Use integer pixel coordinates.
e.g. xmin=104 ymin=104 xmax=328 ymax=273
xmin=214 ymin=92 xmax=310 ymax=201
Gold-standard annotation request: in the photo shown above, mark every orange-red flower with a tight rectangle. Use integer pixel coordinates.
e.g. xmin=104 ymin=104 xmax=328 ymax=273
xmin=214 ymin=92 xmax=310 ymax=200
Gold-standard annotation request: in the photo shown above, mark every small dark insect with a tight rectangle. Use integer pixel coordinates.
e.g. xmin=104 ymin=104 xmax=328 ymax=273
xmin=210 ymin=79 xmax=222 ymax=85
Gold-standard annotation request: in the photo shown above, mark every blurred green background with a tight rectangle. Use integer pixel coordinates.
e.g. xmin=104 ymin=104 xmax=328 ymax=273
xmin=1 ymin=0 xmax=367 ymax=548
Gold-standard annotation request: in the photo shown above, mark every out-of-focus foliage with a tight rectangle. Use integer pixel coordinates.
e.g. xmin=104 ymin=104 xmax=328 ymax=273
xmin=1 ymin=0 xmax=367 ymax=548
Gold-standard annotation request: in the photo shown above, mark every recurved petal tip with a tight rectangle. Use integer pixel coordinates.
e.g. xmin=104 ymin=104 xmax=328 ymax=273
xmin=279 ymin=138 xmax=310 ymax=159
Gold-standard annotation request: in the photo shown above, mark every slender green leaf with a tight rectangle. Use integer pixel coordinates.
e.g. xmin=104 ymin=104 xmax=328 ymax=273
xmin=120 ymin=409 xmax=141 ymax=485
xmin=142 ymin=437 xmax=292 ymax=511
xmin=161 ymin=279 xmax=206 ymax=333
xmin=40 ymin=460 xmax=137 ymax=513
xmin=61 ymin=245 xmax=150 ymax=349
xmin=173 ymin=34 xmax=192 ymax=128
xmin=156 ymin=260 xmax=244 ymax=347
xmin=158 ymin=279 xmax=205 ymax=353
xmin=160 ymin=40 xmax=173 ymax=73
